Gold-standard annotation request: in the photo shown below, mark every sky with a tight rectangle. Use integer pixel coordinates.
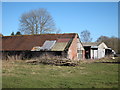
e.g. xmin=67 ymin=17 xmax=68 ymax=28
xmin=2 ymin=2 xmax=118 ymax=41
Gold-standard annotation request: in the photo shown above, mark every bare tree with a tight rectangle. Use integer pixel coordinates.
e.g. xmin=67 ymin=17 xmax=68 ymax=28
xmin=55 ymin=28 xmax=61 ymax=34
xmin=96 ymin=36 xmax=120 ymax=54
xmin=19 ymin=8 xmax=56 ymax=34
xmin=96 ymin=36 xmax=109 ymax=42
xmin=80 ymin=30 xmax=92 ymax=42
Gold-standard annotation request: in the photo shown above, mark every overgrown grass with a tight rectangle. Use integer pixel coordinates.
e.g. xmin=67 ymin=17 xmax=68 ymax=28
xmin=2 ymin=59 xmax=119 ymax=88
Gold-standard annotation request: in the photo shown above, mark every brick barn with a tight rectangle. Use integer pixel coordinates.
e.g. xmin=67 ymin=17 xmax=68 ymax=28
xmin=1 ymin=33 xmax=85 ymax=60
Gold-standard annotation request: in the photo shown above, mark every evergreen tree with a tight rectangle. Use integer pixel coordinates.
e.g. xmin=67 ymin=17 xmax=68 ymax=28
xmin=16 ymin=31 xmax=22 ymax=35
xmin=11 ymin=32 xmax=14 ymax=36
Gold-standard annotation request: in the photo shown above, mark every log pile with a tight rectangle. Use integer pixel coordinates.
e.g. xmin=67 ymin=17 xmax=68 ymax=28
xmin=26 ymin=59 xmax=78 ymax=66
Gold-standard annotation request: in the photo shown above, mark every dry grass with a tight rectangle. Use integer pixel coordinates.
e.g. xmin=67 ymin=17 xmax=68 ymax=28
xmin=7 ymin=55 xmax=22 ymax=60
xmin=2 ymin=59 xmax=118 ymax=88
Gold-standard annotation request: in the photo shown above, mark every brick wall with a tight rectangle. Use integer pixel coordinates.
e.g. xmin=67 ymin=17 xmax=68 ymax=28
xmin=68 ymin=34 xmax=78 ymax=60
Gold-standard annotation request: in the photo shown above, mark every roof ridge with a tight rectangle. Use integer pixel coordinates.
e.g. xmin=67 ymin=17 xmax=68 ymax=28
xmin=2 ymin=33 xmax=77 ymax=37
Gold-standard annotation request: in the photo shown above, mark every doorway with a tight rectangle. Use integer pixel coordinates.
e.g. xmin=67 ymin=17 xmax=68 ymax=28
xmin=84 ymin=46 xmax=91 ymax=59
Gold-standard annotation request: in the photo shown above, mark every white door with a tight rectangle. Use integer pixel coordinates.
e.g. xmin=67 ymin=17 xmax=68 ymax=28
xmin=94 ymin=50 xmax=98 ymax=59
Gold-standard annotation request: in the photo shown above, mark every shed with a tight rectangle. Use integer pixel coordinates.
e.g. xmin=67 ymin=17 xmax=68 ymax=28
xmin=82 ymin=42 xmax=114 ymax=59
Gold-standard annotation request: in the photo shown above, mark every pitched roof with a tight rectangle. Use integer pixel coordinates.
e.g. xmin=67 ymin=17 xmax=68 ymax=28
xmin=82 ymin=42 xmax=101 ymax=46
xmin=41 ymin=40 xmax=56 ymax=50
xmin=1 ymin=33 xmax=76 ymax=51
xmin=51 ymin=42 xmax=68 ymax=51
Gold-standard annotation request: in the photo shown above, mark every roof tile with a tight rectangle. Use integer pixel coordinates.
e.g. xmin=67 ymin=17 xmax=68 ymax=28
xmin=1 ymin=33 xmax=76 ymax=51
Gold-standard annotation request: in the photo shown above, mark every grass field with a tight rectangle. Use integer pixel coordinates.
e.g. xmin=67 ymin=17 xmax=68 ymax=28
xmin=2 ymin=59 xmax=119 ymax=88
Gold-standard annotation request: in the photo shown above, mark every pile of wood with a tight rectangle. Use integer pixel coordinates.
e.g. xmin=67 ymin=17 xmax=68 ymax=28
xmin=26 ymin=59 xmax=78 ymax=66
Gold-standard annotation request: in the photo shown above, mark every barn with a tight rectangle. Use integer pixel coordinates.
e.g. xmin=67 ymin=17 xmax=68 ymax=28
xmin=1 ymin=33 xmax=85 ymax=60
xmin=82 ymin=42 xmax=114 ymax=59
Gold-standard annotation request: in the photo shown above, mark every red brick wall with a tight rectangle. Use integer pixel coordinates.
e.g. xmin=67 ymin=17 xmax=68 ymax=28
xmin=82 ymin=50 xmax=85 ymax=60
xmin=68 ymin=34 xmax=78 ymax=60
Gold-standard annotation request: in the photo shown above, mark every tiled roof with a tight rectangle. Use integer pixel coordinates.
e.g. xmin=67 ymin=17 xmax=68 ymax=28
xmin=1 ymin=33 xmax=76 ymax=51
xmin=57 ymin=38 xmax=71 ymax=42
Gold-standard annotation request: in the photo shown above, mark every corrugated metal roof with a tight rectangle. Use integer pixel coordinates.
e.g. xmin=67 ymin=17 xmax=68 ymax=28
xmin=41 ymin=40 xmax=56 ymax=50
xmin=51 ymin=42 xmax=68 ymax=51
xmin=51 ymin=38 xmax=71 ymax=51
xmin=82 ymin=42 xmax=101 ymax=46
xmin=91 ymin=46 xmax=98 ymax=48
xmin=1 ymin=33 xmax=76 ymax=51
xmin=31 ymin=46 xmax=42 ymax=51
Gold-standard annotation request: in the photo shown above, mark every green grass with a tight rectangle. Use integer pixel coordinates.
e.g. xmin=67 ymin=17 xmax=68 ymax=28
xmin=2 ymin=60 xmax=119 ymax=88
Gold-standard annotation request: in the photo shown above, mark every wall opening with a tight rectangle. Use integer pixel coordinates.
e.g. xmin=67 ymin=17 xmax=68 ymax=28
xmin=84 ymin=46 xmax=91 ymax=59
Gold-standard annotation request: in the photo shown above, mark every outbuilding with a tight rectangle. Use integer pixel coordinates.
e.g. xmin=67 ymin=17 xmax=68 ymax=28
xmin=1 ymin=33 xmax=85 ymax=60
xmin=82 ymin=42 xmax=114 ymax=59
